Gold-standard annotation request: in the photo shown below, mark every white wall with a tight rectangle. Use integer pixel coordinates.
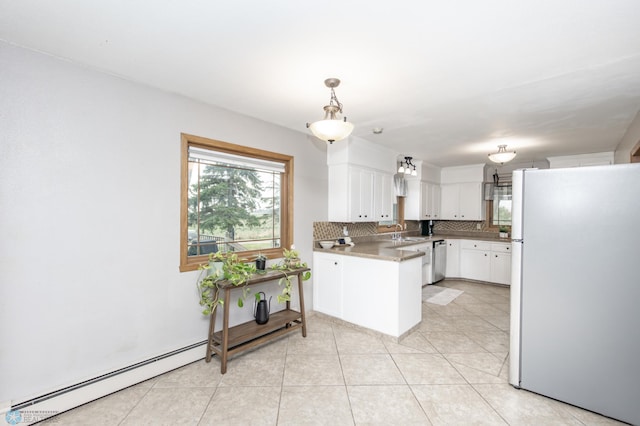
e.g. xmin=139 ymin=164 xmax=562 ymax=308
xmin=615 ymin=110 xmax=640 ymax=163
xmin=0 ymin=42 xmax=327 ymax=406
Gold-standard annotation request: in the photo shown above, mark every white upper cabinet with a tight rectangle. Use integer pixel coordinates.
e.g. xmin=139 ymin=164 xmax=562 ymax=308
xmin=547 ymin=152 xmax=614 ymax=168
xmin=406 ymin=180 xmax=439 ymax=220
xmin=348 ymin=167 xmax=374 ymax=221
xmin=440 ymin=182 xmax=484 ymax=220
xmin=423 ymin=182 xmax=441 ymax=220
xmin=439 ymin=164 xmax=486 ymax=221
xmin=374 ymin=171 xmax=393 ymax=221
xmin=329 ymin=165 xmax=376 ymax=222
xmin=326 ymin=138 xmax=396 ymax=223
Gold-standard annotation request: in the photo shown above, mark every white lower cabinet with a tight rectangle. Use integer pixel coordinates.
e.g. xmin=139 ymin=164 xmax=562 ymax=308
xmin=460 ymin=240 xmax=491 ymax=281
xmin=445 ymin=239 xmax=460 ymax=278
xmin=457 ymin=240 xmax=511 ymax=285
xmin=313 ymin=252 xmax=422 ymax=337
xmin=312 ymin=253 xmax=343 ymax=318
xmin=490 ymin=243 xmax=511 ymax=285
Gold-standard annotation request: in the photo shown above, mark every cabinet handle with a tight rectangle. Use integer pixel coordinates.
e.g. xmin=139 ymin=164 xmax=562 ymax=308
xmin=334 ymin=262 xmax=338 ymax=265
xmin=484 ymin=253 xmax=487 ymax=256
xmin=495 ymin=255 xmax=498 ymax=257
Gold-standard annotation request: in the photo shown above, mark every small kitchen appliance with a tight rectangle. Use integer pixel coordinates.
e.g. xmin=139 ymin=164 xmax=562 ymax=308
xmin=421 ymin=220 xmax=434 ymax=236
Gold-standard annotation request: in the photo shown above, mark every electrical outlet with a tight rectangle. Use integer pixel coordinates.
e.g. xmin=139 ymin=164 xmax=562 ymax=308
xmin=343 ymin=225 xmax=349 ymax=236
xmin=476 ymin=223 xmax=482 ymax=230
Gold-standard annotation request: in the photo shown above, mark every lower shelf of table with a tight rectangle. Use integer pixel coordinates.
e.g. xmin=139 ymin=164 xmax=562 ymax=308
xmin=209 ymin=309 xmax=303 ymax=353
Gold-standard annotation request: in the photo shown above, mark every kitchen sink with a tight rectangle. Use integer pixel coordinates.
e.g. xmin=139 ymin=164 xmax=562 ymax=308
xmin=395 ymin=236 xmax=429 ymax=242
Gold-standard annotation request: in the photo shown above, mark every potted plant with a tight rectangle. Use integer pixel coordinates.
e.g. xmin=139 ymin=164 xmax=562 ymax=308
xmin=499 ymin=226 xmax=509 ymax=239
xmin=197 ymin=251 xmax=257 ymax=315
xmin=255 ymin=252 xmax=267 ymax=271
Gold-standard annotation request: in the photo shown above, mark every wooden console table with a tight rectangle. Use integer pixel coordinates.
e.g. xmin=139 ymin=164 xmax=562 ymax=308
xmin=204 ymin=267 xmax=309 ymax=373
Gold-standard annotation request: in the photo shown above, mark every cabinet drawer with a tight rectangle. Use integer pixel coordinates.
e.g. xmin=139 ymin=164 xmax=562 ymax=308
xmin=490 ymin=243 xmax=511 ymax=253
xmin=460 ymin=240 xmax=491 ymax=251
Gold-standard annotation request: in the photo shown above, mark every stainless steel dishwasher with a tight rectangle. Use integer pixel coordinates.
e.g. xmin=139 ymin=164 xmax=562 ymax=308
xmin=431 ymin=240 xmax=447 ymax=283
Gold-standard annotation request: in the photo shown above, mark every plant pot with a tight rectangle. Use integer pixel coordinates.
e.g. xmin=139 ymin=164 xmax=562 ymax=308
xmin=255 ymin=259 xmax=266 ymax=270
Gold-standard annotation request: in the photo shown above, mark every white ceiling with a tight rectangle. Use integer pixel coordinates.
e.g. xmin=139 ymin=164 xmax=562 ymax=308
xmin=2 ymin=0 xmax=640 ymax=166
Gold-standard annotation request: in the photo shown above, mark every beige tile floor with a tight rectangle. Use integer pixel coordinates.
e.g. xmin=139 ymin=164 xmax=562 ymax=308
xmin=47 ymin=281 xmax=625 ymax=425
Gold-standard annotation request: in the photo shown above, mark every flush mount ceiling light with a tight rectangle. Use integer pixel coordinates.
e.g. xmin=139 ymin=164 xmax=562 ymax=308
xmin=306 ymin=78 xmax=354 ymax=144
xmin=398 ymin=156 xmax=417 ymax=176
xmin=488 ymin=144 xmax=517 ymax=164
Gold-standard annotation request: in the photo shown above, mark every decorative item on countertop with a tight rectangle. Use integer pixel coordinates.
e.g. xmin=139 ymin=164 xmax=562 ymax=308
xmin=499 ymin=226 xmax=510 ymax=238
xmin=253 ymin=291 xmax=271 ymax=324
xmin=319 ymin=241 xmax=334 ymax=249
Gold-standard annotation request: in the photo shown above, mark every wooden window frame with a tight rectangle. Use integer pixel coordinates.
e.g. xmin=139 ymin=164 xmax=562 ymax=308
xmin=180 ymin=133 xmax=294 ymax=272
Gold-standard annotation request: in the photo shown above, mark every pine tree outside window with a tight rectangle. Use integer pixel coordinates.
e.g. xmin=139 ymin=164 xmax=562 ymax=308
xmin=180 ymin=134 xmax=293 ymax=272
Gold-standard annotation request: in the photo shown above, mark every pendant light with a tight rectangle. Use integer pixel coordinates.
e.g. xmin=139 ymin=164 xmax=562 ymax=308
xmin=306 ymin=78 xmax=354 ymax=144
xmin=398 ymin=156 xmax=417 ymax=176
xmin=488 ymin=145 xmax=517 ymax=164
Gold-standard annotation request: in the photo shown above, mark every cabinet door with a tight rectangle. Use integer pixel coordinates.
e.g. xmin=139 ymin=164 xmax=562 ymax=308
xmin=430 ymin=184 xmax=441 ymax=219
xmin=404 ymin=179 xmax=422 ymax=220
xmin=348 ymin=168 xmax=361 ymax=221
xmin=374 ymin=172 xmax=393 ymax=221
xmin=490 ymin=252 xmax=511 ymax=285
xmin=460 ymin=248 xmax=491 ymax=281
xmin=349 ymin=168 xmax=374 ymax=221
xmin=445 ymin=239 xmax=459 ymax=278
xmin=440 ymin=184 xmax=460 ymax=219
xmin=458 ymin=182 xmax=483 ymax=220
xmin=421 ymin=183 xmax=431 ymax=219
xmin=313 ymin=254 xmax=343 ymax=317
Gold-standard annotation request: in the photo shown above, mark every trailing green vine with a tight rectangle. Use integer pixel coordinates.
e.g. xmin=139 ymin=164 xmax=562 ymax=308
xmin=196 ymin=248 xmax=311 ymax=315
xmin=269 ymin=248 xmax=312 ymax=303
xmin=197 ymin=252 xmax=256 ymax=315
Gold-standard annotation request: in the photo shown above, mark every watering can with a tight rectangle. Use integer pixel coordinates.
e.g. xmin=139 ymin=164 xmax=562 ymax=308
xmin=253 ymin=292 xmax=271 ymax=324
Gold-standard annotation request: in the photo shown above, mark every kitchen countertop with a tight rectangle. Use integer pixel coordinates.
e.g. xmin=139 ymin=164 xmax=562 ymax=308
xmin=313 ymin=234 xmax=512 ymax=262
xmin=313 ymin=237 xmax=432 ymax=262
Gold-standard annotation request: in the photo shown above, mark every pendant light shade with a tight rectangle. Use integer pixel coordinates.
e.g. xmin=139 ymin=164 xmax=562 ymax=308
xmin=306 ymin=78 xmax=354 ymax=144
xmin=308 ymin=115 xmax=354 ymax=143
xmin=488 ymin=145 xmax=517 ymax=164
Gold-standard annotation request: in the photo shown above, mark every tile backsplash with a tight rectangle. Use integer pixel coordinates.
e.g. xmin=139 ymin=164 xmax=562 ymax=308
xmin=434 ymin=220 xmax=489 ymax=232
xmin=313 ymin=222 xmax=377 ymax=241
xmin=313 ymin=220 xmax=497 ymax=243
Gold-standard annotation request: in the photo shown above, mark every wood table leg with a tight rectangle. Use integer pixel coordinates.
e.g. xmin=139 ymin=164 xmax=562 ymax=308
xmin=220 ymin=287 xmax=231 ymax=374
xmin=205 ymin=288 xmax=220 ymax=362
xmin=297 ymin=272 xmax=307 ymax=338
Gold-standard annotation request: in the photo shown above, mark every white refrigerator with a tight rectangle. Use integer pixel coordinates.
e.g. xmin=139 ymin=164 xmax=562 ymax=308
xmin=509 ymin=164 xmax=640 ymax=425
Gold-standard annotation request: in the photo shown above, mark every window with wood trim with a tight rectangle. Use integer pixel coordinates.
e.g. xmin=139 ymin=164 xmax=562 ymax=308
xmin=180 ymin=133 xmax=293 ymax=272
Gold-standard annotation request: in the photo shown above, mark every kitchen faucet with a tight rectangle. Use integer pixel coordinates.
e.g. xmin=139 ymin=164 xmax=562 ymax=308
xmin=393 ymin=223 xmax=403 ymax=240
